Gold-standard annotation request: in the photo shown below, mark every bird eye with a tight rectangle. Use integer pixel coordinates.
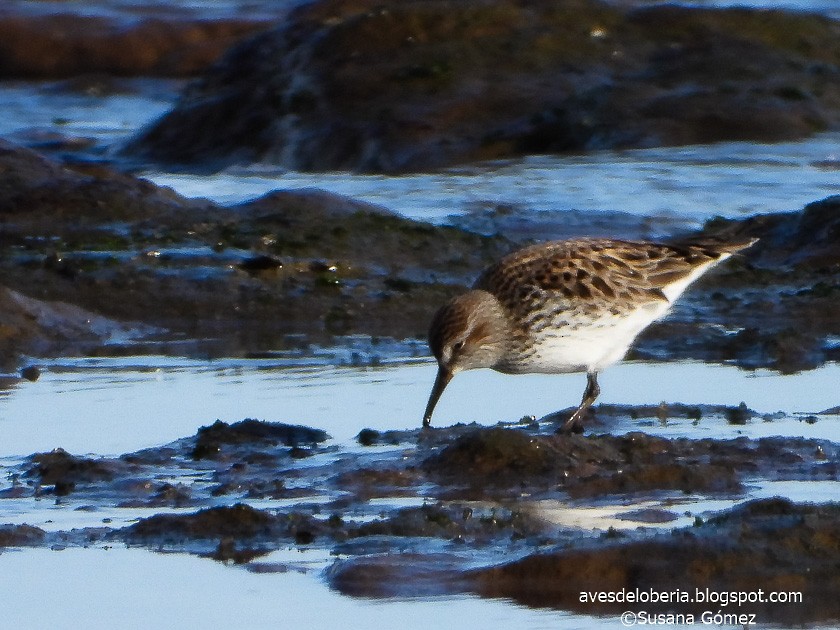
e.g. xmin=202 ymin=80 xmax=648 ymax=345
xmin=452 ymin=340 xmax=465 ymax=353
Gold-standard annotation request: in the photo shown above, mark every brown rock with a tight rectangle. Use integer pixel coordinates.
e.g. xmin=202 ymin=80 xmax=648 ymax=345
xmin=0 ymin=14 xmax=272 ymax=78
xmin=128 ymin=0 xmax=840 ymax=172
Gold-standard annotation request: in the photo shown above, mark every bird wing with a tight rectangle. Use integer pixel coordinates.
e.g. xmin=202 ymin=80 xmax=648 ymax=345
xmin=474 ymin=238 xmax=739 ymax=316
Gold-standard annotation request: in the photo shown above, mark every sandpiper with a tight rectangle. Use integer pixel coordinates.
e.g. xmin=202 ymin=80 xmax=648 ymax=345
xmin=423 ymin=237 xmax=757 ymax=432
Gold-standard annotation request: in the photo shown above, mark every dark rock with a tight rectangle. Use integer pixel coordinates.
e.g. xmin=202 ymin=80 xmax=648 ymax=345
xmin=0 ymin=139 xmax=216 ymax=221
xmin=2 ymin=135 xmax=840 ymax=373
xmin=635 ymin=195 xmax=840 ymax=372
xmin=128 ymin=0 xmax=840 ymax=172
xmin=328 ymin=553 xmax=473 ymax=599
xmin=567 ymin=462 xmax=741 ymax=498
xmin=334 ymin=467 xmax=420 ymax=499
xmin=724 ymin=402 xmax=754 ymax=425
xmin=351 ymin=502 xmax=545 ymax=543
xmin=294 ymin=529 xmax=315 ymax=545
xmin=615 ymin=508 xmax=679 ymax=524
xmin=237 ymin=255 xmax=284 ymax=275
xmin=116 ymin=481 xmax=195 ymax=508
xmin=356 ymin=428 xmax=381 ymax=447
xmin=423 ymin=427 xmax=559 ymax=481
xmin=357 ymin=427 xmax=414 ymax=446
xmin=191 ymin=419 xmax=329 ymax=460
xmin=211 ymin=537 xmax=270 ymax=564
xmin=26 ymin=448 xmax=119 ymax=492
xmin=421 ymin=427 xmax=837 ymax=498
xmin=0 ymin=284 xmax=146 ymax=371
xmin=0 ymin=141 xmax=507 ymax=362
xmin=125 ymin=503 xmax=279 ymax=542
xmin=0 ymin=524 xmax=46 ymax=547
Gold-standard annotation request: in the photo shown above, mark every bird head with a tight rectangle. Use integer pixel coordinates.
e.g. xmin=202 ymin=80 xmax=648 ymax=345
xmin=423 ymin=290 xmax=509 ymax=426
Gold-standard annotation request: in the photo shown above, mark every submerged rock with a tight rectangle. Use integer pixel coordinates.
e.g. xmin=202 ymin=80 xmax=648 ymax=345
xmin=127 ymin=0 xmax=840 ymax=172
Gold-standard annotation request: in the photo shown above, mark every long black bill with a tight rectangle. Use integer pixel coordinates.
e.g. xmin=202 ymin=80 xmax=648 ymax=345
xmin=422 ymin=366 xmax=453 ymax=428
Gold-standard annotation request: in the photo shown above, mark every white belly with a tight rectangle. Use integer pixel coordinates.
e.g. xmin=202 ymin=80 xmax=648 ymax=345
xmin=501 ymin=300 xmax=670 ymax=374
xmin=495 ymin=252 xmax=731 ymax=375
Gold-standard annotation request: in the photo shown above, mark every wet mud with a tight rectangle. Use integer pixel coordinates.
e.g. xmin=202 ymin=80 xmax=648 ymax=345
xmin=423 ymin=421 xmax=837 ymax=500
xmin=2 ymin=415 xmax=839 ymax=623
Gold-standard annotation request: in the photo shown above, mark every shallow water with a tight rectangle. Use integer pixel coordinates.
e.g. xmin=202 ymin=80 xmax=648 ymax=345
xmin=1 ymin=79 xmax=838 ymax=237
xmin=615 ymin=0 xmax=840 ymax=18
xmin=145 ymin=135 xmax=840 ymax=229
xmin=2 ymin=357 xmax=839 ymax=458
xmin=0 ymin=79 xmax=181 ymax=153
xmin=3 ymin=0 xmax=837 ymax=20
xmin=1 ymin=357 xmax=838 ymax=629
xmin=0 ymin=546 xmax=617 ymax=630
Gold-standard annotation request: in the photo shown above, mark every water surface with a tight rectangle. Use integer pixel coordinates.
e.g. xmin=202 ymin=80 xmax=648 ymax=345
xmin=2 ymin=356 xmax=839 ymax=458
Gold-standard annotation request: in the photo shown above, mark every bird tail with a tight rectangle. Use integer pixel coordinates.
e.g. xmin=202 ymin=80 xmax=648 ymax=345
xmin=710 ymin=236 xmax=759 ymax=256
xmin=675 ymin=235 xmax=759 ymax=257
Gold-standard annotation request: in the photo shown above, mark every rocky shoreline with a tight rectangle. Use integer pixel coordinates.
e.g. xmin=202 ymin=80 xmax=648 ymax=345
xmin=1 ymin=415 xmax=838 ymax=624
xmin=2 ymin=138 xmax=839 ymax=374
xmin=0 ymin=2 xmax=839 ymax=624
xmin=0 ymin=0 xmax=837 ymax=373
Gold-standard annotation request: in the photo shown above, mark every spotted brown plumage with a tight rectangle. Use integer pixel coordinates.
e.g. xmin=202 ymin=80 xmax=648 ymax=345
xmin=424 ymin=237 xmax=757 ymax=432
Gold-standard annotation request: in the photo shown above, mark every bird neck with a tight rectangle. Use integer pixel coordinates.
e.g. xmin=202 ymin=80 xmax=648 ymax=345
xmin=462 ymin=290 xmax=512 ymax=369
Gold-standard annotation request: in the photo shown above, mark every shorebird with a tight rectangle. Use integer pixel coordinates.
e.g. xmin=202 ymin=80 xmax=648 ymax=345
xmin=423 ymin=237 xmax=756 ymax=432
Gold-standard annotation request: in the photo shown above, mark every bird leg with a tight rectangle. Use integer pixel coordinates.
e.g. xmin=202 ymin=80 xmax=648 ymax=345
xmin=559 ymin=371 xmax=600 ymax=434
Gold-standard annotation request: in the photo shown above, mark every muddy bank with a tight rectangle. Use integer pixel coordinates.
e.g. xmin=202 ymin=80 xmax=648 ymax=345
xmin=3 ymin=417 xmax=839 ymax=623
xmin=0 ymin=524 xmax=45 ymax=547
xmin=1 ymin=140 xmax=839 ymax=370
xmin=13 ymin=416 xmax=836 ymax=506
xmin=422 ymin=421 xmax=838 ymax=499
xmin=0 ymin=140 xmax=509 ymax=360
xmin=0 ymin=13 xmax=274 ymax=79
xmin=128 ymin=0 xmax=840 ymax=172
